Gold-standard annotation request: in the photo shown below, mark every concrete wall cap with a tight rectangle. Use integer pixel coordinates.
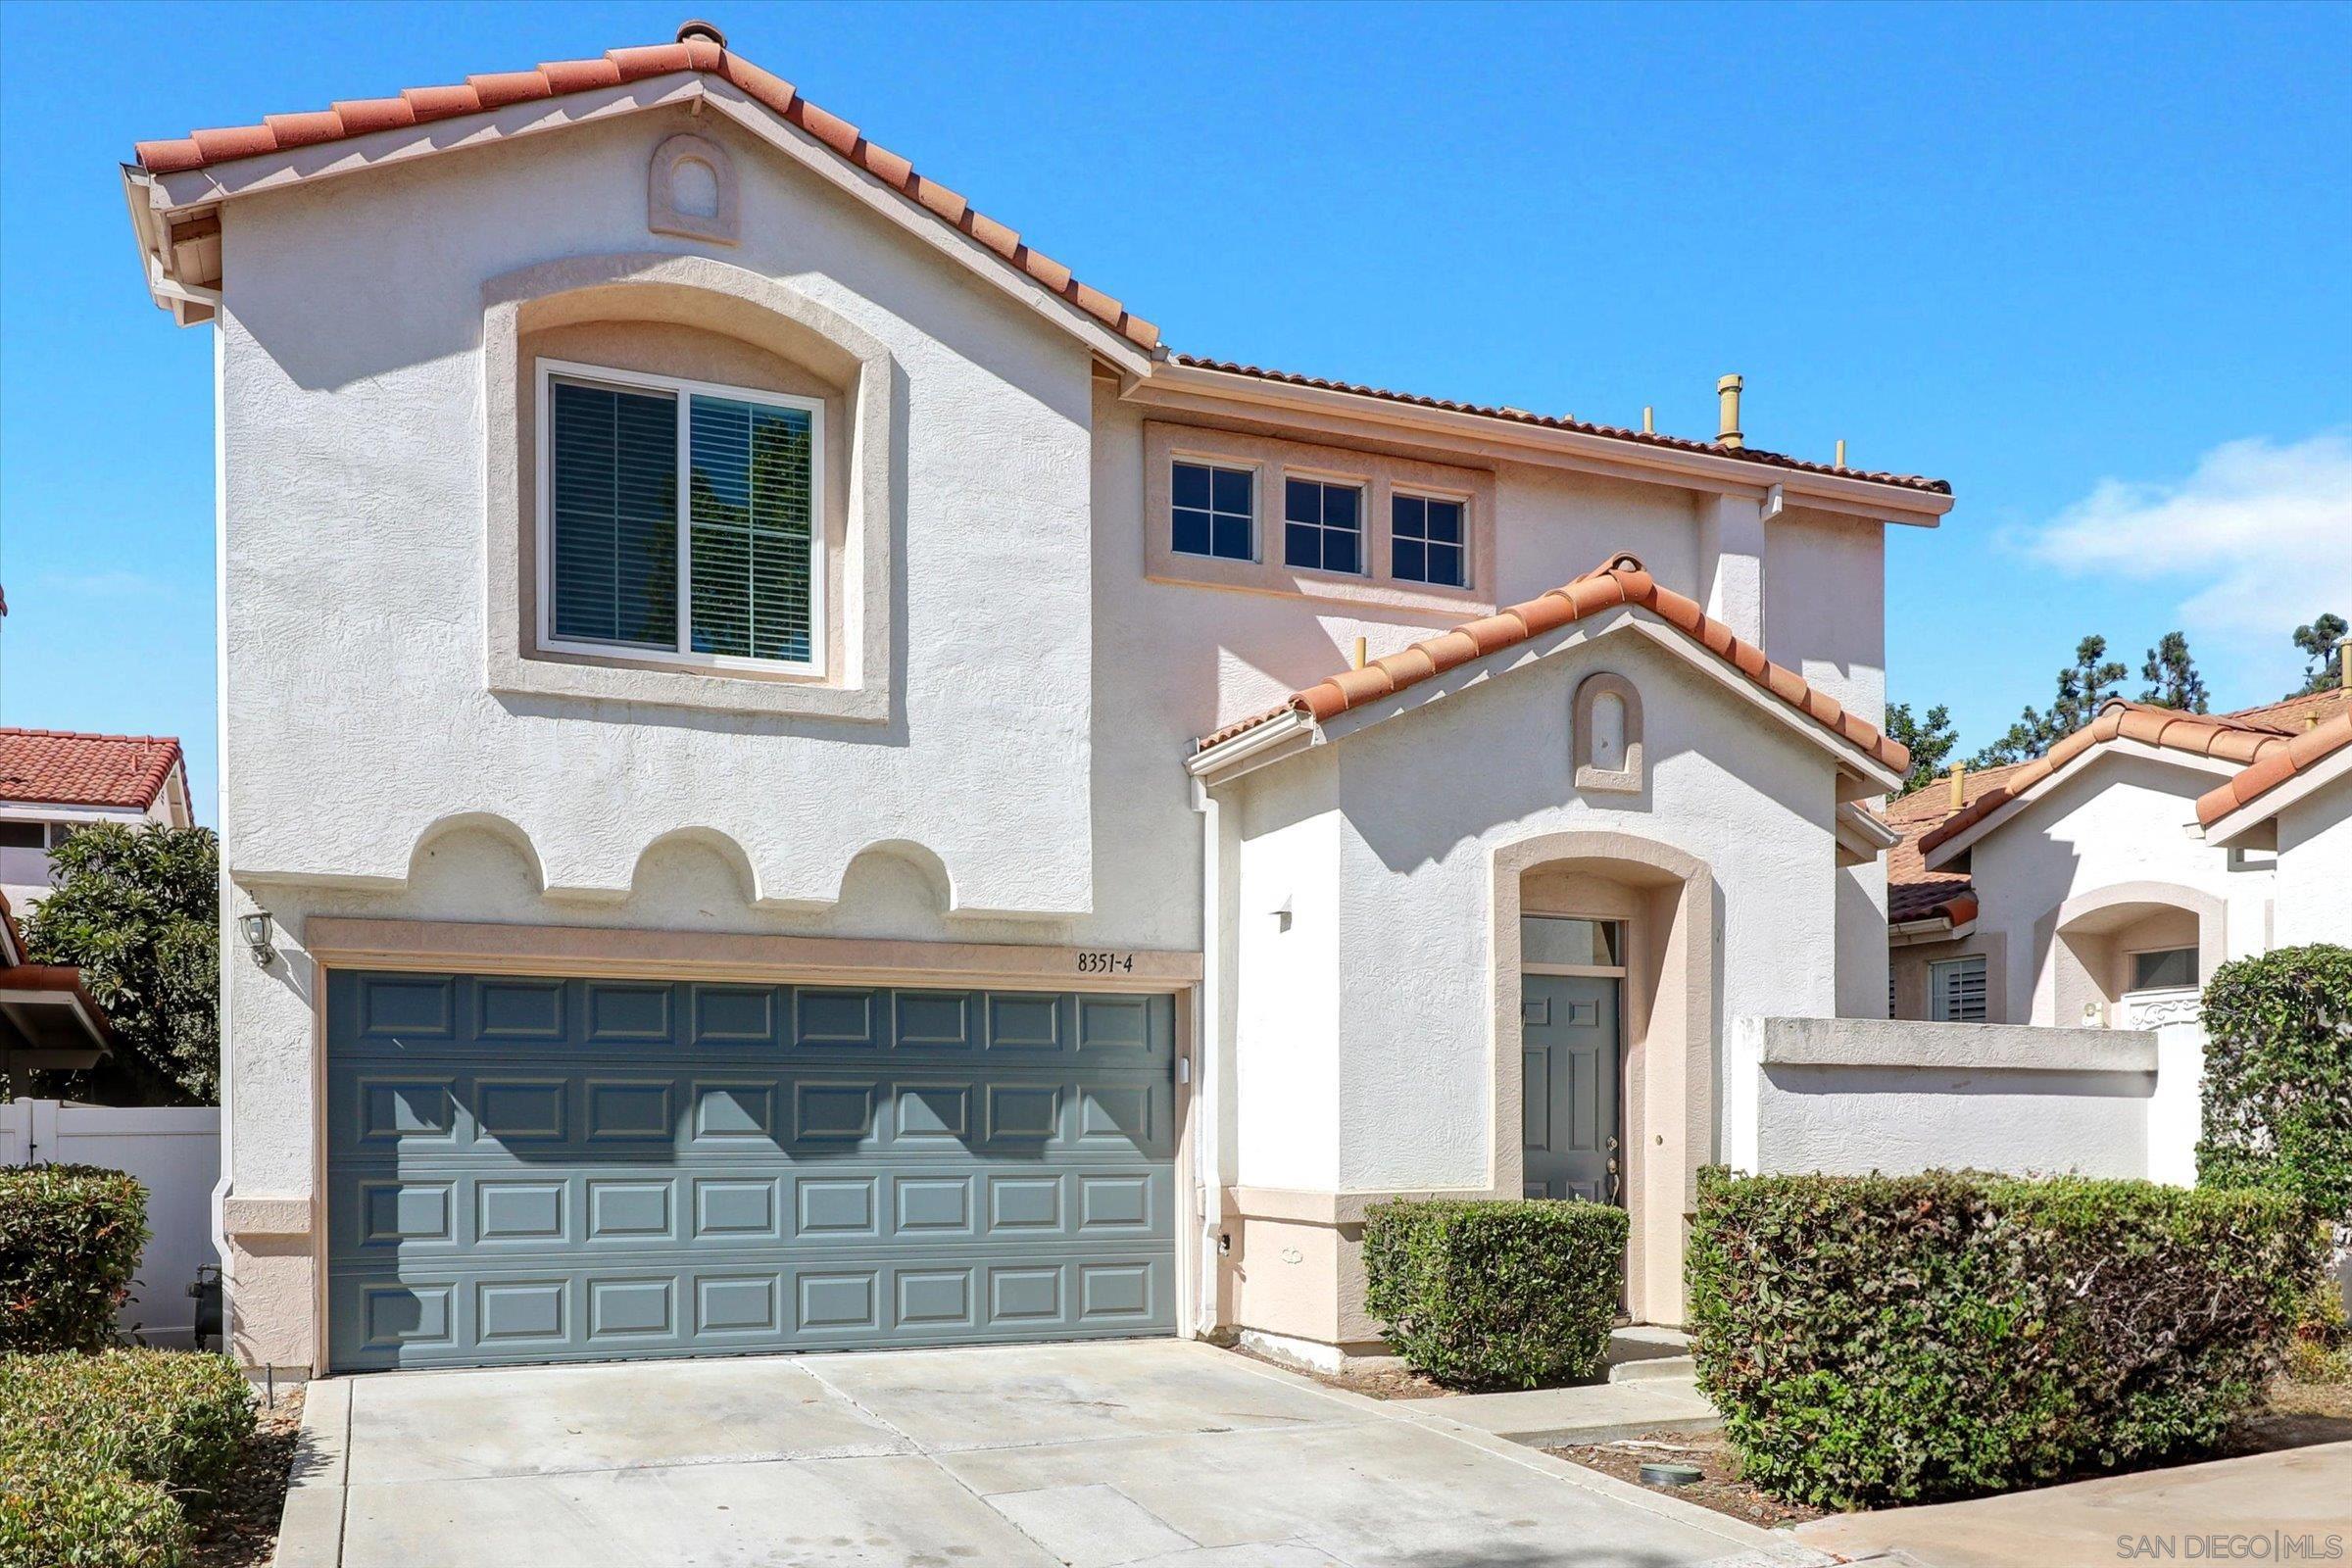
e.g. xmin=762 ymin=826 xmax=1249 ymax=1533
xmin=1751 ymin=1015 xmax=2158 ymax=1074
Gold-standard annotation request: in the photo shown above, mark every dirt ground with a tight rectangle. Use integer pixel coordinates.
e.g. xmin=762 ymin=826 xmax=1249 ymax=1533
xmin=1230 ymin=1345 xmax=1454 ymax=1399
xmin=186 ymin=1385 xmax=306 ymax=1568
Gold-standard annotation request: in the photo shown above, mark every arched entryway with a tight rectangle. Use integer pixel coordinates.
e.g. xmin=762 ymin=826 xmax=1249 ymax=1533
xmin=2046 ymin=880 xmax=2225 ymax=1029
xmin=1491 ymin=831 xmax=1717 ymax=1325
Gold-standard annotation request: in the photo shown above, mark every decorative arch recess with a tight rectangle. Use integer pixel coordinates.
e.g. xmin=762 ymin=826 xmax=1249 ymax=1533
xmin=481 ymin=252 xmax=900 ymax=720
xmin=1573 ymin=671 xmax=1643 ymax=795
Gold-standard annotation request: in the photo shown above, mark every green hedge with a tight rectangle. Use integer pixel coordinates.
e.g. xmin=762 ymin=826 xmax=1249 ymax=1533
xmin=1362 ymin=1198 xmax=1627 ymax=1388
xmin=0 ymin=1349 xmax=255 ymax=1568
xmin=0 ymin=1451 xmax=186 ymax=1568
xmin=2199 ymin=944 xmax=2352 ymax=1237
xmin=0 ymin=1164 xmax=150 ymax=1352
xmin=1688 ymin=1169 xmax=2318 ymax=1509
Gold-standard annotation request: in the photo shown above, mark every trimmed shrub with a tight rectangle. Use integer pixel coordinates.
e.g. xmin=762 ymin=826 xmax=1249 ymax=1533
xmin=0 ymin=1450 xmax=187 ymax=1568
xmin=1688 ymin=1169 xmax=2318 ymax=1509
xmin=0 ymin=1164 xmax=150 ymax=1352
xmin=0 ymin=1349 xmax=256 ymax=1501
xmin=2199 ymin=944 xmax=2352 ymax=1239
xmin=1362 ymin=1198 xmax=1628 ymax=1388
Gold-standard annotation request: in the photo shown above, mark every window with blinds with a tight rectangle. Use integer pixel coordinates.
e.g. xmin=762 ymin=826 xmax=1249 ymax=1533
xmin=1929 ymin=956 xmax=1987 ymax=1023
xmin=542 ymin=363 xmax=822 ymax=671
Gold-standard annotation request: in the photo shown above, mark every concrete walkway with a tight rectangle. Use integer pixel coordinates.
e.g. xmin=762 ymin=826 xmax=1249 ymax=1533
xmin=278 ymin=1338 xmax=1821 ymax=1568
xmin=1796 ymin=1440 xmax=2352 ymax=1568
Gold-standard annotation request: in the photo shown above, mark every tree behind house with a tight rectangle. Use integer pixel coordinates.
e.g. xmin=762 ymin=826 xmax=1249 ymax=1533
xmin=2139 ymin=630 xmax=2210 ymax=712
xmin=23 ymin=824 xmax=220 ymax=1104
xmin=1970 ymin=634 xmax=2129 ymax=767
xmin=2287 ymin=612 xmax=2347 ymax=698
xmin=1884 ymin=702 xmax=1959 ymax=795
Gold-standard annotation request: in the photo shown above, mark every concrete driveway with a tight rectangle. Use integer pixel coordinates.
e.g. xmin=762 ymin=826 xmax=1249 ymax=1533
xmin=279 ymin=1338 xmax=1811 ymax=1568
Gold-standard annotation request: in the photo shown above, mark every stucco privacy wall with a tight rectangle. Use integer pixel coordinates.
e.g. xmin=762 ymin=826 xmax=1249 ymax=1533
xmin=1727 ymin=1017 xmax=2157 ymax=1180
xmin=218 ymin=107 xmax=1100 ymax=915
xmin=1966 ymin=754 xmax=2272 ymax=1024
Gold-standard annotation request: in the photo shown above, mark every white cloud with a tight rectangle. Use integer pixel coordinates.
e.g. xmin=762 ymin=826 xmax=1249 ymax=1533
xmin=2028 ymin=429 xmax=2352 ymax=687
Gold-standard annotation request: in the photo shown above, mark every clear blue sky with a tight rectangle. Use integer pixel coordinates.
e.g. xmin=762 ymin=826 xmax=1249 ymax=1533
xmin=4 ymin=1 xmax=2347 ymax=822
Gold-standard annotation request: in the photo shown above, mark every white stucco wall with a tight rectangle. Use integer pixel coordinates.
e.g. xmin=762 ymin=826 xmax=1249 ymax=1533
xmin=2275 ymin=783 xmax=2352 ymax=947
xmin=1966 ymin=753 xmax=2271 ymax=1024
xmin=1728 ymin=1016 xmax=2156 ymax=1180
xmin=1227 ymin=625 xmax=1845 ymax=1196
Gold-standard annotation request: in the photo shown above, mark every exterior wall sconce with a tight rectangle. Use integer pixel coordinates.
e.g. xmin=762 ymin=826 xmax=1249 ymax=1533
xmin=239 ymin=910 xmax=276 ymax=968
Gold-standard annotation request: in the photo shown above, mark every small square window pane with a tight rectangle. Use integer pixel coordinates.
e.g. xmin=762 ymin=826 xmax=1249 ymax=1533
xmin=1286 ymin=521 xmax=1320 ymax=569
xmin=1212 ymin=467 xmax=1253 ymax=515
xmin=1172 ymin=508 xmax=1212 ymax=557
xmin=1325 ymin=485 xmax=1360 ymax=530
xmin=1394 ymin=539 xmax=1427 ymax=581
xmin=1427 ymin=542 xmax=1465 ymax=587
xmin=1324 ymin=530 xmax=1359 ymax=574
xmin=1173 ymin=462 xmax=1210 ymax=509
xmin=1427 ymin=499 xmax=1464 ymax=544
xmin=1212 ymin=514 xmax=1252 ymax=561
xmin=1393 ymin=494 xmax=1426 ymax=539
xmin=2131 ymin=948 xmax=2197 ymax=991
xmin=1286 ymin=478 xmax=1321 ymax=524
xmin=1521 ymin=916 xmax=1622 ymax=967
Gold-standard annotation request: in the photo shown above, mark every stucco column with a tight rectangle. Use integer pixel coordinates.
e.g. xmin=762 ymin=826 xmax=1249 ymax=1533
xmin=1696 ymin=493 xmax=1766 ymax=648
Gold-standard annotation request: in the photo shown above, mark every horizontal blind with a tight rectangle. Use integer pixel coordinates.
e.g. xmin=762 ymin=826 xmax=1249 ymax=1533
xmin=550 ymin=381 xmax=678 ymax=649
xmin=688 ymin=395 xmax=814 ymax=662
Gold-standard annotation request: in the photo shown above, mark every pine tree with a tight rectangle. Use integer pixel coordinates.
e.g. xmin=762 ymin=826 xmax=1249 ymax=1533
xmin=1971 ymin=635 xmax=2129 ymax=766
xmin=2139 ymin=630 xmax=2209 ymax=712
xmin=1885 ymin=703 xmax=1960 ymax=795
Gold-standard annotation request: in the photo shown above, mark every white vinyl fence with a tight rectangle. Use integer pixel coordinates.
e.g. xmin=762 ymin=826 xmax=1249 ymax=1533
xmin=2 ymin=1099 xmax=221 ymax=1346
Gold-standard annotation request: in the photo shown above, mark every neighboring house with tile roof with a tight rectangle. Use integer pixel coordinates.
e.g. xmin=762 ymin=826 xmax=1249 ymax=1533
xmin=119 ymin=23 xmax=1956 ymax=1375
xmin=1886 ymin=681 xmax=2352 ymax=1031
xmin=0 ymin=729 xmax=194 ymax=910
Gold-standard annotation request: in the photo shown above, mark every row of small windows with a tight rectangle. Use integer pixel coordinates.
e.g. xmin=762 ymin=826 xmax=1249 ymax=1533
xmin=1171 ymin=462 xmax=1467 ymax=588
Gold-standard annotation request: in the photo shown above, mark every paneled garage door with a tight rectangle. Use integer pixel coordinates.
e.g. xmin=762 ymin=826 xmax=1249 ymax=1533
xmin=324 ymin=970 xmax=1177 ymax=1370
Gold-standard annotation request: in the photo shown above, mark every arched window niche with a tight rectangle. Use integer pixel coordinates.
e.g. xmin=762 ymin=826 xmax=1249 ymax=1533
xmin=1573 ymin=671 xmax=1644 ymax=795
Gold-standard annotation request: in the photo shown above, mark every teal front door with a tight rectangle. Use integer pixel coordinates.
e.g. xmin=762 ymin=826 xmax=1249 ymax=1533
xmin=1520 ymin=974 xmax=1622 ymax=1202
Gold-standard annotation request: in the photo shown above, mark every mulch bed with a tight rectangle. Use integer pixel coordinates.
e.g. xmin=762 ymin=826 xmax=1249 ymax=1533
xmin=186 ymin=1385 xmax=307 ymax=1568
xmin=1549 ymin=1429 xmax=1822 ymax=1529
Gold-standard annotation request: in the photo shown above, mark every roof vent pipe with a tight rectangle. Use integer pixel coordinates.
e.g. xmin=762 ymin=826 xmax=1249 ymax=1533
xmin=677 ymin=19 xmax=728 ymax=46
xmin=1947 ymin=761 xmax=1967 ymax=810
xmin=1716 ymin=374 xmax=1744 ymax=449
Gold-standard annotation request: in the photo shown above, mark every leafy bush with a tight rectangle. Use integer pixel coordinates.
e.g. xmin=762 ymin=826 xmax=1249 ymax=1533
xmin=0 ymin=1165 xmax=149 ymax=1352
xmin=1362 ymin=1198 xmax=1627 ymax=1388
xmin=0 ymin=1349 xmax=255 ymax=1500
xmin=1688 ymin=1169 xmax=2318 ymax=1509
xmin=0 ymin=1349 xmax=254 ymax=1568
xmin=0 ymin=1450 xmax=186 ymax=1568
xmin=2199 ymin=944 xmax=2352 ymax=1240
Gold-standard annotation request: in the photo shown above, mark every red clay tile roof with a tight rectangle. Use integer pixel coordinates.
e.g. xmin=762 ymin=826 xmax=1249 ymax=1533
xmin=1197 ymin=553 xmax=1909 ymax=775
xmin=131 ymin=28 xmax=1160 ymax=353
xmin=1916 ymin=701 xmax=2292 ymax=858
xmin=2195 ymin=710 xmax=2352 ymax=828
xmin=2216 ymin=686 xmax=2351 ymax=734
xmin=0 ymin=729 xmax=184 ymax=811
xmin=1880 ymin=761 xmax=2029 ymax=926
xmin=1171 ymin=356 xmax=1952 ymax=497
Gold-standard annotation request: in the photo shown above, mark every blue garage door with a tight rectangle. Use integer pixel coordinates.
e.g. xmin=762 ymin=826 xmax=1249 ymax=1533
xmin=324 ymin=970 xmax=1178 ymax=1371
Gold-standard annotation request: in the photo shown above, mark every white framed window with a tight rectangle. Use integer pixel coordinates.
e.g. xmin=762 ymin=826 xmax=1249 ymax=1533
xmin=537 ymin=359 xmax=825 ymax=674
xmin=1283 ymin=476 xmax=1364 ymax=574
xmin=1171 ymin=460 xmax=1255 ymax=562
xmin=2128 ymin=946 xmax=2198 ymax=992
xmin=1929 ymin=956 xmax=1987 ymax=1022
xmin=1391 ymin=491 xmax=1468 ymax=588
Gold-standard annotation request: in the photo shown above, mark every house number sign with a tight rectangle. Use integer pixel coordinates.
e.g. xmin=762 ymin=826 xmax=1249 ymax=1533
xmin=1076 ymin=951 xmax=1137 ymax=974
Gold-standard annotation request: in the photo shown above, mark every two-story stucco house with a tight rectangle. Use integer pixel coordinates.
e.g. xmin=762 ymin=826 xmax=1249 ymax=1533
xmin=1886 ymin=684 xmax=2350 ymax=1034
xmin=0 ymin=729 xmax=194 ymax=910
xmin=123 ymin=24 xmax=1953 ymax=1376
